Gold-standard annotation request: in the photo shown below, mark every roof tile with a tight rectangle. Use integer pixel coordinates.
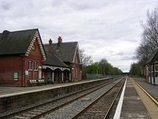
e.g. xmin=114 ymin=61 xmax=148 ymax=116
xmin=0 ymin=29 xmax=37 ymax=55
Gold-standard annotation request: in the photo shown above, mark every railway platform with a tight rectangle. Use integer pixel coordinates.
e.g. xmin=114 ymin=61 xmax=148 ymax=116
xmin=133 ymin=78 xmax=158 ymax=100
xmin=1 ymin=77 xmax=158 ymax=119
xmin=0 ymin=83 xmax=70 ymax=97
xmin=120 ymin=77 xmax=158 ymax=119
xmin=0 ymin=78 xmax=106 ymax=97
xmin=0 ymin=78 xmax=112 ymax=115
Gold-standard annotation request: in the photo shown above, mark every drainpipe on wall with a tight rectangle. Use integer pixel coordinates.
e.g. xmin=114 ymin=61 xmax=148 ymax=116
xmin=21 ymin=56 xmax=25 ymax=86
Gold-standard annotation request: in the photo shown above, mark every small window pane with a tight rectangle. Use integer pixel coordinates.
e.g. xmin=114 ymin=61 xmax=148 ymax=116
xmin=28 ymin=61 xmax=32 ymax=70
xmin=13 ymin=72 xmax=18 ymax=81
xmin=32 ymin=62 xmax=34 ymax=70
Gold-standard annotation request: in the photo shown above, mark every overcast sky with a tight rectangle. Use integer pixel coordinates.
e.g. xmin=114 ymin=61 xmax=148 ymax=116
xmin=0 ymin=0 xmax=157 ymax=72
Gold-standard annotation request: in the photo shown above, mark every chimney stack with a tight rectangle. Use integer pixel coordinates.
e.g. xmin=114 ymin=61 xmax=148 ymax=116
xmin=58 ymin=36 xmax=62 ymax=45
xmin=2 ymin=30 xmax=10 ymax=39
xmin=48 ymin=39 xmax=53 ymax=53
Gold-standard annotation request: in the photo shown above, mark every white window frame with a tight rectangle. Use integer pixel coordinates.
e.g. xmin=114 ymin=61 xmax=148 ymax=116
xmin=34 ymin=62 xmax=38 ymax=71
xmin=13 ymin=72 xmax=19 ymax=81
xmin=28 ymin=61 xmax=33 ymax=71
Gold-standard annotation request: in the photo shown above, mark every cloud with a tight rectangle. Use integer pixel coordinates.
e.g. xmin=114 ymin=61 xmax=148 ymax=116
xmin=0 ymin=0 xmax=157 ymax=72
xmin=1 ymin=2 xmax=11 ymax=11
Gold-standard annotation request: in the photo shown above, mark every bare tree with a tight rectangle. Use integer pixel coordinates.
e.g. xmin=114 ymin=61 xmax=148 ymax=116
xmin=130 ymin=62 xmax=141 ymax=76
xmin=136 ymin=8 xmax=158 ymax=65
xmin=80 ymin=49 xmax=93 ymax=79
xmin=80 ymin=49 xmax=93 ymax=66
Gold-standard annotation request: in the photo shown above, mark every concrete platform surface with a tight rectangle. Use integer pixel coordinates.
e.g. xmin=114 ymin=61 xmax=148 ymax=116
xmin=132 ymin=78 xmax=158 ymax=119
xmin=0 ymin=78 xmax=108 ymax=98
xmin=0 ymin=83 xmax=69 ymax=97
xmin=133 ymin=78 xmax=158 ymax=100
xmin=1 ymin=77 xmax=158 ymax=119
xmin=120 ymin=78 xmax=151 ymax=119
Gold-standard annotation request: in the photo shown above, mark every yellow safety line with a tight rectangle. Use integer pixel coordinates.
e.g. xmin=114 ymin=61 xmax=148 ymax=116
xmin=132 ymin=79 xmax=158 ymax=106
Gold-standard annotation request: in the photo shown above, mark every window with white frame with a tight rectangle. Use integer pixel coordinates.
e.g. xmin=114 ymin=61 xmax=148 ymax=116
xmin=34 ymin=62 xmax=38 ymax=71
xmin=13 ymin=72 xmax=19 ymax=81
xmin=32 ymin=62 xmax=34 ymax=70
xmin=28 ymin=61 xmax=32 ymax=70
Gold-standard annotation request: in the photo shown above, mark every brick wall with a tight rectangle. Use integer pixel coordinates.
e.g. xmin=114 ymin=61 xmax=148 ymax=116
xmin=71 ymin=48 xmax=82 ymax=81
xmin=0 ymin=39 xmax=44 ymax=86
xmin=0 ymin=56 xmax=23 ymax=86
xmin=22 ymin=39 xmax=44 ymax=86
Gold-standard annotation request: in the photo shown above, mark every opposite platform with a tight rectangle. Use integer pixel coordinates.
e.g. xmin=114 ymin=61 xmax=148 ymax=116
xmin=0 ymin=78 xmax=110 ymax=98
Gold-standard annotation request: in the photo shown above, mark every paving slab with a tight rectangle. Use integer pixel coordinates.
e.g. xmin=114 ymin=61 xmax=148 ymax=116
xmin=133 ymin=78 xmax=158 ymax=100
xmin=132 ymin=78 xmax=158 ymax=119
xmin=120 ymin=78 xmax=151 ymax=119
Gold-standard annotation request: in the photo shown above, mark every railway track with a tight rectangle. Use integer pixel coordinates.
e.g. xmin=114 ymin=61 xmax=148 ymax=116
xmin=0 ymin=78 xmax=118 ymax=119
xmin=72 ymin=78 xmax=125 ymax=119
xmin=40 ymin=77 xmax=125 ymax=119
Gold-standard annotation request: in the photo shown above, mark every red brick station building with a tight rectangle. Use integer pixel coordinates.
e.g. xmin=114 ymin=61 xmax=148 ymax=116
xmin=0 ymin=29 xmax=82 ymax=86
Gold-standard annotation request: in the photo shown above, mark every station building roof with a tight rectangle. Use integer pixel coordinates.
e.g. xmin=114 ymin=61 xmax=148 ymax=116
xmin=44 ymin=41 xmax=78 ymax=63
xmin=146 ymin=48 xmax=158 ymax=65
xmin=0 ymin=28 xmax=46 ymax=60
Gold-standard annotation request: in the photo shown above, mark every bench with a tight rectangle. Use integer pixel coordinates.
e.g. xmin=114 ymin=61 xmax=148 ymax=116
xmin=37 ymin=79 xmax=46 ymax=85
xmin=28 ymin=79 xmax=46 ymax=86
xmin=28 ymin=80 xmax=38 ymax=86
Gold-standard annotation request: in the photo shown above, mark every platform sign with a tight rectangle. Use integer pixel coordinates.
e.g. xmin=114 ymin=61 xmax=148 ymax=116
xmin=25 ymin=70 xmax=29 ymax=75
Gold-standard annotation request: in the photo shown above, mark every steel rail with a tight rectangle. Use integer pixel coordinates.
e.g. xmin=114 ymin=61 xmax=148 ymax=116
xmin=103 ymin=78 xmax=125 ymax=119
xmin=71 ymin=77 xmax=125 ymax=119
xmin=0 ymin=78 xmax=114 ymax=119
xmin=31 ymin=79 xmax=116 ymax=119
